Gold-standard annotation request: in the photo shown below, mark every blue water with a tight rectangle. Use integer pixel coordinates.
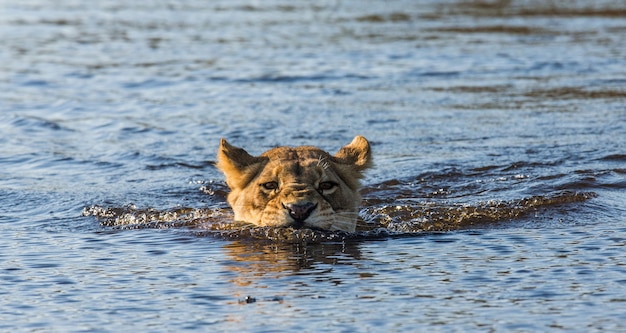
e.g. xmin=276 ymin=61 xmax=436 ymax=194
xmin=1 ymin=0 xmax=626 ymax=331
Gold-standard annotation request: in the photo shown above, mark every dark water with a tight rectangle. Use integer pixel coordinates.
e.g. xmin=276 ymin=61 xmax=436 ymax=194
xmin=2 ymin=0 xmax=626 ymax=331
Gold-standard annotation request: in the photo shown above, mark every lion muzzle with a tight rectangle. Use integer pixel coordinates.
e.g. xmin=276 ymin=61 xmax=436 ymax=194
xmin=282 ymin=202 xmax=318 ymax=226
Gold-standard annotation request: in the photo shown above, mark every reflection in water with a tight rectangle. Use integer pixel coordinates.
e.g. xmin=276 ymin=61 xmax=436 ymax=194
xmin=222 ymin=240 xmax=363 ymax=288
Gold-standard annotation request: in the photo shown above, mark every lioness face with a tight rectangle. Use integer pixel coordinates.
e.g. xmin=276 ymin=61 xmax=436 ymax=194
xmin=217 ymin=136 xmax=372 ymax=232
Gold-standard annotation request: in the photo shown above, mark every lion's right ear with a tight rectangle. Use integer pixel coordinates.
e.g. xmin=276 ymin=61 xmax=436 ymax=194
xmin=216 ymin=139 xmax=267 ymax=189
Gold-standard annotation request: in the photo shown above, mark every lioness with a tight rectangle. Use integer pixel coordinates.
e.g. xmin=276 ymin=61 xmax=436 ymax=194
xmin=217 ymin=136 xmax=372 ymax=232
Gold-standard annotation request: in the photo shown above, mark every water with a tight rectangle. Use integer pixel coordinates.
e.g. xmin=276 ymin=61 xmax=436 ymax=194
xmin=1 ymin=0 xmax=625 ymax=331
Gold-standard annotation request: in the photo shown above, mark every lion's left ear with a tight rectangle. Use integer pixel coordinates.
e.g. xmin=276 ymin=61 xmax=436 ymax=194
xmin=217 ymin=138 xmax=267 ymax=189
xmin=334 ymin=135 xmax=372 ymax=171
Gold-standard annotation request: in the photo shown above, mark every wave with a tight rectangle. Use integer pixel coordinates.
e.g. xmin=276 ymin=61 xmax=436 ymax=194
xmin=83 ymin=191 xmax=596 ymax=243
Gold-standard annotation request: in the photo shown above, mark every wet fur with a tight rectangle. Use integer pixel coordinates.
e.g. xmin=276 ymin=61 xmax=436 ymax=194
xmin=217 ymin=136 xmax=372 ymax=232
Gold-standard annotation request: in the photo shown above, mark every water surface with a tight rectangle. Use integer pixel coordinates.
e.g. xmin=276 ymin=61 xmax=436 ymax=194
xmin=1 ymin=0 xmax=625 ymax=331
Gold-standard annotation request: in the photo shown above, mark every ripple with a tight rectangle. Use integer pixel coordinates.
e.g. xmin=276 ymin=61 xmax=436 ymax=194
xmin=2 ymin=0 xmax=626 ymax=331
xmin=84 ymin=191 xmax=596 ymax=243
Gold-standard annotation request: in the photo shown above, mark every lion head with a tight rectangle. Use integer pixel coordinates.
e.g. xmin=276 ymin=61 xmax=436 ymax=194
xmin=216 ymin=136 xmax=372 ymax=232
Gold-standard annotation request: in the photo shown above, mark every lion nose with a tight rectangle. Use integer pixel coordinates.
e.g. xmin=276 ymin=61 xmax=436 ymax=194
xmin=283 ymin=202 xmax=317 ymax=222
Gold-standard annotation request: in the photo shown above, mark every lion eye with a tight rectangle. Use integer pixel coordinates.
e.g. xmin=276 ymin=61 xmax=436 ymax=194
xmin=261 ymin=182 xmax=279 ymax=190
xmin=318 ymin=181 xmax=337 ymax=191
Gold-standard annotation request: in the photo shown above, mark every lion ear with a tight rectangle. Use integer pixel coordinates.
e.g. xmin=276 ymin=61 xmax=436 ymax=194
xmin=334 ymin=135 xmax=372 ymax=171
xmin=217 ymin=139 xmax=266 ymax=189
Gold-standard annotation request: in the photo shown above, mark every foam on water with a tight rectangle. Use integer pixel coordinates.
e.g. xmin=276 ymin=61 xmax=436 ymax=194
xmin=83 ymin=188 xmax=597 ymax=243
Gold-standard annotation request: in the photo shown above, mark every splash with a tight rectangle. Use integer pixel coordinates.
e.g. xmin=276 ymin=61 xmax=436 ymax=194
xmin=83 ymin=191 xmax=596 ymax=243
xmin=361 ymin=191 xmax=596 ymax=233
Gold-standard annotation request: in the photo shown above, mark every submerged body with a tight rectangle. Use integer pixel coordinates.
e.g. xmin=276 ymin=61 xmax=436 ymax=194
xmin=217 ymin=136 xmax=372 ymax=232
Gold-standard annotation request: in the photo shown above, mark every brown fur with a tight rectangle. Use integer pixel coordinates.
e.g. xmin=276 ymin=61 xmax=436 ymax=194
xmin=216 ymin=136 xmax=372 ymax=232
